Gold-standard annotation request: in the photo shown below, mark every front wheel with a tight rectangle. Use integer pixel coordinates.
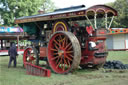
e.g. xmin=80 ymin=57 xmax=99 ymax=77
xmin=23 ymin=46 xmax=39 ymax=67
xmin=48 ymin=31 xmax=81 ymax=74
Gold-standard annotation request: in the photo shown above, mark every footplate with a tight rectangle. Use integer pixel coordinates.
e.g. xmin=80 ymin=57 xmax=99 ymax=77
xmin=25 ymin=62 xmax=51 ymax=77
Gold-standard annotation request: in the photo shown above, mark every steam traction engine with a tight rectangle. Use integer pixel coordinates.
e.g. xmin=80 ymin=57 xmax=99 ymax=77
xmin=15 ymin=5 xmax=117 ymax=74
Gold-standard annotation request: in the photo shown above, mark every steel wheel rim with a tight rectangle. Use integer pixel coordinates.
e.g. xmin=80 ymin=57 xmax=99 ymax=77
xmin=48 ymin=31 xmax=81 ymax=74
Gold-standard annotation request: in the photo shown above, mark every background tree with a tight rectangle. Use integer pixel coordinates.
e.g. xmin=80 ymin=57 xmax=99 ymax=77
xmin=41 ymin=0 xmax=56 ymax=13
xmin=0 ymin=0 xmax=55 ymax=26
xmin=107 ymin=0 xmax=128 ymax=28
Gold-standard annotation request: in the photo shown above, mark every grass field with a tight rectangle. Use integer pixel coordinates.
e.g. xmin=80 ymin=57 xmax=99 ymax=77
xmin=0 ymin=51 xmax=128 ymax=85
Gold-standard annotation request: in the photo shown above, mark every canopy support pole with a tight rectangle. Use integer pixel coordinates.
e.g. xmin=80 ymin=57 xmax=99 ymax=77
xmin=94 ymin=13 xmax=97 ymax=29
xmin=1 ymin=40 xmax=3 ymax=49
xmin=105 ymin=13 xmax=108 ymax=29
xmin=85 ymin=15 xmax=95 ymax=29
xmin=17 ymin=36 xmax=19 ymax=51
xmin=108 ymin=16 xmax=114 ymax=29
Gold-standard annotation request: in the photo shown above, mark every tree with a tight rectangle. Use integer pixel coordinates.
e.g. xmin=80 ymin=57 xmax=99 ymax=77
xmin=41 ymin=0 xmax=56 ymax=13
xmin=107 ymin=0 xmax=128 ymax=28
xmin=0 ymin=0 xmax=55 ymax=26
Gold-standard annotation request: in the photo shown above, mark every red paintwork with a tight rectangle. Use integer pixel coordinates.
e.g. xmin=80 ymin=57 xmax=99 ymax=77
xmin=25 ymin=62 xmax=51 ymax=77
xmin=93 ymin=57 xmax=106 ymax=65
xmin=40 ymin=47 xmax=47 ymax=57
xmin=23 ymin=48 xmax=29 ymax=67
xmin=86 ymin=26 xmax=94 ymax=35
xmin=80 ymin=35 xmax=107 ymax=66
xmin=29 ymin=56 xmax=35 ymax=61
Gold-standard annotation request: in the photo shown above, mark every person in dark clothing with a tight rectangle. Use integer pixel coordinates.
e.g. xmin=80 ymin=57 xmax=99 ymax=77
xmin=8 ymin=42 xmax=18 ymax=68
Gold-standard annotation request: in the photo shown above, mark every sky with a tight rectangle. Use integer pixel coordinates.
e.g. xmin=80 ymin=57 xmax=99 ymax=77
xmin=52 ymin=0 xmax=116 ymax=8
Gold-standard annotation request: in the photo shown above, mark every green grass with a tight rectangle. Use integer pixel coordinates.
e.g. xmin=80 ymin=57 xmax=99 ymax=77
xmin=0 ymin=51 xmax=128 ymax=85
xmin=107 ymin=51 xmax=128 ymax=64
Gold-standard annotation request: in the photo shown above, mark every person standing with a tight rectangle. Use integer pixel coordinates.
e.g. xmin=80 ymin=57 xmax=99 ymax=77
xmin=8 ymin=42 xmax=18 ymax=68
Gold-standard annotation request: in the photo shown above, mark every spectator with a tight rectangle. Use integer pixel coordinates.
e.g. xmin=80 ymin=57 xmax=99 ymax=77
xmin=8 ymin=42 xmax=18 ymax=68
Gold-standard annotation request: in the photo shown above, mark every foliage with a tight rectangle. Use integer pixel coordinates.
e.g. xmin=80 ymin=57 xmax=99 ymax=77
xmin=0 ymin=0 xmax=55 ymax=26
xmin=41 ymin=0 xmax=56 ymax=13
xmin=107 ymin=0 xmax=128 ymax=28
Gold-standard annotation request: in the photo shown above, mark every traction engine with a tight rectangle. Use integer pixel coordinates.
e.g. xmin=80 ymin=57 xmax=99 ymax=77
xmin=15 ymin=5 xmax=117 ymax=74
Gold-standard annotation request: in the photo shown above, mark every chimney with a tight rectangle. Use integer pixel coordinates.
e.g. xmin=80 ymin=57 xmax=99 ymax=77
xmin=38 ymin=10 xmax=44 ymax=14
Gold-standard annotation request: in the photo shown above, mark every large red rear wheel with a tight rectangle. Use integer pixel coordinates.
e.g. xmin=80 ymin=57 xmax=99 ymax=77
xmin=23 ymin=46 xmax=39 ymax=67
xmin=48 ymin=31 xmax=81 ymax=74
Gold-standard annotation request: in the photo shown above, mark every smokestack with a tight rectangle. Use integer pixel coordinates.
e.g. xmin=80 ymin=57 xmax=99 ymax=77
xmin=38 ymin=10 xmax=44 ymax=14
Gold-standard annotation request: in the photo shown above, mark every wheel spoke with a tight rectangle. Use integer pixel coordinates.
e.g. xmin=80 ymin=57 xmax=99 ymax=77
xmin=65 ymin=55 xmax=73 ymax=61
xmin=67 ymin=59 xmax=71 ymax=67
xmin=67 ymin=45 xmax=73 ymax=51
xmin=54 ymin=43 xmax=59 ymax=49
xmin=53 ymin=52 xmax=58 ymax=55
xmin=65 ymin=51 xmax=73 ymax=54
xmin=51 ymin=56 xmax=59 ymax=60
xmin=58 ymin=35 xmax=63 ymax=42
xmin=54 ymin=39 xmax=60 ymax=46
xmin=57 ymin=35 xmax=64 ymax=47
xmin=28 ymin=50 xmax=35 ymax=62
xmin=65 ymin=37 xmax=68 ymax=46
xmin=64 ymin=58 xmax=68 ymax=69
xmin=51 ymin=48 xmax=58 ymax=51
xmin=60 ymin=59 xmax=63 ymax=70
xmin=62 ymin=38 xmax=66 ymax=48
xmin=56 ymin=56 xmax=60 ymax=64
xmin=68 ymin=54 xmax=73 ymax=58
xmin=56 ymin=57 xmax=62 ymax=68
xmin=57 ymin=39 xmax=62 ymax=47
xmin=65 ymin=42 xmax=72 ymax=49
xmin=62 ymin=64 xmax=65 ymax=71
